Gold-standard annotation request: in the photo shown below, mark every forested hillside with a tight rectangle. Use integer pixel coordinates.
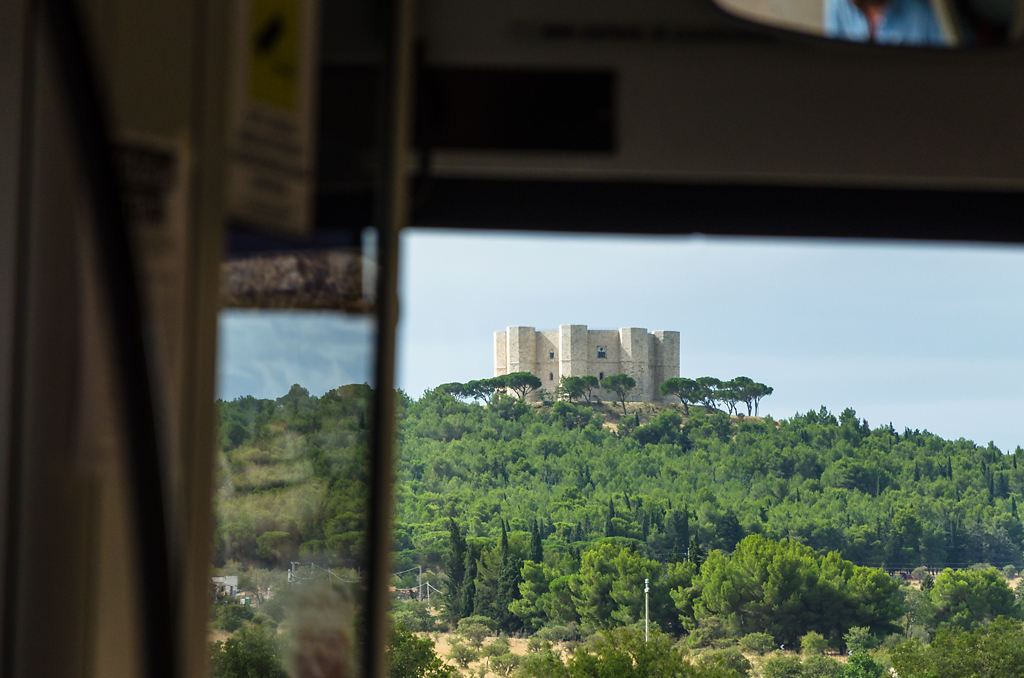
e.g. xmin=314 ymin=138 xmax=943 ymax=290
xmin=213 ymin=383 xmax=1024 ymax=675
xmin=215 ymin=382 xmax=1024 ymax=574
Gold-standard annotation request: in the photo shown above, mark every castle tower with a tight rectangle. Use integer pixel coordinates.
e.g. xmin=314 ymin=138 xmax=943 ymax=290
xmin=494 ymin=325 xmax=680 ymax=402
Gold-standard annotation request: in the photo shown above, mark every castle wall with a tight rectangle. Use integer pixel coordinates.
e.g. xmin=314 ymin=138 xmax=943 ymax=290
xmin=650 ymin=330 xmax=681 ymax=399
xmin=536 ymin=330 xmax=559 ymax=392
xmin=493 ymin=331 xmax=508 ymax=376
xmin=496 ymin=324 xmax=680 ymax=403
xmin=507 ymin=326 xmax=536 ymax=375
xmin=557 ymin=325 xmax=585 ymax=381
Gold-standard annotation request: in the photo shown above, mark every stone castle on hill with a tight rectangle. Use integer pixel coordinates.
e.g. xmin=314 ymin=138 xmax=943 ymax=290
xmin=494 ymin=325 xmax=680 ymax=402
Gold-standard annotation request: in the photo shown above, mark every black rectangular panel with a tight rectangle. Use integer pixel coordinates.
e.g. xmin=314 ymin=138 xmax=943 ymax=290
xmin=415 ymin=67 xmax=615 ymax=152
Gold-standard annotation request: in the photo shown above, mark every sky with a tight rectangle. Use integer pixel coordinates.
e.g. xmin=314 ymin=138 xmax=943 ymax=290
xmin=218 ymin=229 xmax=1024 ymax=453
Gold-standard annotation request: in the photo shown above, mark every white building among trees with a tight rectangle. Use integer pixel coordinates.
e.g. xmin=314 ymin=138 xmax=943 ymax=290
xmin=493 ymin=325 xmax=680 ymax=402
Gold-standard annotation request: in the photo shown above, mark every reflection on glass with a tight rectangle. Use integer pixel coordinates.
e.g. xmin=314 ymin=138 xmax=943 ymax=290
xmin=716 ymin=0 xmax=1024 ymax=47
xmin=825 ymin=0 xmax=951 ymax=45
xmin=211 ymin=308 xmax=374 ymax=676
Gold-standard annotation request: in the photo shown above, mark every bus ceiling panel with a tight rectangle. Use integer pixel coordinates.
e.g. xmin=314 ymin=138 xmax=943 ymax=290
xmin=412 ymin=0 xmax=1024 ymax=191
xmin=409 ymin=179 xmax=1024 ymax=244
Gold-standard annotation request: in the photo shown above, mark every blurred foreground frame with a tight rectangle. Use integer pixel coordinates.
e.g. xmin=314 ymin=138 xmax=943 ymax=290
xmin=220 ymin=248 xmax=375 ymax=313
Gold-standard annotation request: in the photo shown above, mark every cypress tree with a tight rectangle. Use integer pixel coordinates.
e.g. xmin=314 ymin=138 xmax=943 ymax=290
xmin=530 ymin=519 xmax=543 ymax=563
xmin=1012 ymin=495 xmax=1018 ymax=518
xmin=460 ymin=548 xmax=477 ymax=619
xmin=445 ymin=519 xmax=467 ymax=622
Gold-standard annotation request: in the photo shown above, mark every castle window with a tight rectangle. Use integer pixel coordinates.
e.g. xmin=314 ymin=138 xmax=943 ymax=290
xmin=549 ymin=350 xmax=555 ymax=359
xmin=597 ymin=346 xmax=606 ymax=358
xmin=548 ymin=372 xmax=553 ymax=380
xmin=599 ymin=372 xmax=604 ymax=380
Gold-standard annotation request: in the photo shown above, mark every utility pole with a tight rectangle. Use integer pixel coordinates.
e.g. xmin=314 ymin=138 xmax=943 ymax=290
xmin=418 ymin=565 xmax=423 ymax=601
xmin=644 ymin=578 xmax=650 ymax=643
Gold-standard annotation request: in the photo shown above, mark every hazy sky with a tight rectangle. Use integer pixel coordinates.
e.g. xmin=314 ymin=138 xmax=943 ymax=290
xmin=218 ymin=229 xmax=1024 ymax=452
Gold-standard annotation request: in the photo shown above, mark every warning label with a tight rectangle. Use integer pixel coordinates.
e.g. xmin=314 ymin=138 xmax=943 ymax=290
xmin=227 ymin=0 xmax=318 ymax=236
xmin=248 ymin=0 xmax=301 ymax=110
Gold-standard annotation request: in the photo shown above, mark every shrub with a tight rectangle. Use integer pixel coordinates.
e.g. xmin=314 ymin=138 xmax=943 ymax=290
xmin=526 ymin=636 xmax=550 ymax=654
xmin=483 ymin=636 xmax=511 ymax=658
xmin=535 ymin=624 xmax=578 ymax=643
xmin=209 ymin=622 xmax=285 ymax=678
xmin=910 ymin=566 xmax=930 ymax=581
xmin=695 ymin=647 xmax=752 ymax=676
xmin=841 ymin=652 xmax=884 ymax=678
xmin=212 ymin=601 xmax=255 ymax=632
xmin=387 ymin=625 xmax=457 ymax=678
xmin=800 ymin=631 xmax=828 ymax=655
xmin=457 ymin=615 xmax=495 ymax=648
xmin=391 ymin=601 xmax=437 ymax=632
xmin=488 ymin=651 xmax=519 ymax=676
xmin=447 ymin=642 xmax=477 ymax=668
xmin=1002 ymin=564 xmax=1018 ymax=579
xmin=844 ymin=626 xmax=877 ymax=654
xmin=761 ymin=654 xmax=803 ymax=678
xmin=739 ymin=631 xmax=776 ymax=655
xmin=802 ymin=654 xmax=843 ymax=678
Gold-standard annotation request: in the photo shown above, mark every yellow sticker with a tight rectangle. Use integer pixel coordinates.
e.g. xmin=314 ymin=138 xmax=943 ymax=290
xmin=248 ymin=0 xmax=301 ymax=110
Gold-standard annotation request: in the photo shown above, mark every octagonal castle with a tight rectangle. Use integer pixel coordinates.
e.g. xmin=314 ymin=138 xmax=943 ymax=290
xmin=494 ymin=325 xmax=680 ymax=402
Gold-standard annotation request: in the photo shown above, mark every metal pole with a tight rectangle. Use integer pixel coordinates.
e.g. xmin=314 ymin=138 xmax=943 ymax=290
xmin=418 ymin=565 xmax=422 ymax=601
xmin=644 ymin=578 xmax=650 ymax=642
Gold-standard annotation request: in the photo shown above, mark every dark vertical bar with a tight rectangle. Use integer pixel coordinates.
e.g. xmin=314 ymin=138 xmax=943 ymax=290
xmin=366 ymin=1 xmax=414 ymax=677
xmin=41 ymin=1 xmax=175 ymax=677
xmin=2 ymin=1 xmax=35 ymax=674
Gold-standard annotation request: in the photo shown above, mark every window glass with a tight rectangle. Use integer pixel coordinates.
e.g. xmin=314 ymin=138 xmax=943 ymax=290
xmin=211 ymin=245 xmax=375 ymax=676
xmin=389 ymin=228 xmax=1024 ymax=669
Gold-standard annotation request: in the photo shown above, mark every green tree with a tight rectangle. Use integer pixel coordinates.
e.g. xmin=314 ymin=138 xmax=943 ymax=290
xmin=388 ymin=625 xmax=457 ymax=678
xmin=842 ymin=652 xmax=884 ymax=678
xmin=750 ymin=382 xmax=774 ymax=415
xmin=930 ymin=567 xmax=1018 ymax=630
xmin=890 ymin=618 xmax=1024 ymax=678
xmin=558 ymin=376 xmax=587 ymax=403
xmin=464 ymin=378 xmax=504 ymax=403
xmin=530 ymin=519 xmax=544 ymax=563
xmin=447 ymin=642 xmax=477 ymax=668
xmin=729 ymin=376 xmax=757 ymax=416
xmin=209 ymin=622 xmax=285 ymax=678
xmin=601 ymin=374 xmax=636 ymax=416
xmin=566 ymin=627 xmax=699 ymax=678
xmin=761 ymin=655 xmax=802 ymax=678
xmin=445 ymin=519 xmax=468 ymax=623
xmin=695 ymin=377 xmax=723 ymax=411
xmin=659 ymin=377 xmax=701 ymax=415
xmin=503 ymin=372 xmax=543 ymax=400
xmin=717 ymin=380 xmax=743 ymax=416
xmin=802 ymin=655 xmax=843 ymax=678
xmin=739 ymin=632 xmax=776 ymax=655
xmin=800 ymin=630 xmax=828 ymax=655
xmin=569 ymin=542 xmax=663 ymax=630
xmin=579 ymin=375 xmax=600 ymax=404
